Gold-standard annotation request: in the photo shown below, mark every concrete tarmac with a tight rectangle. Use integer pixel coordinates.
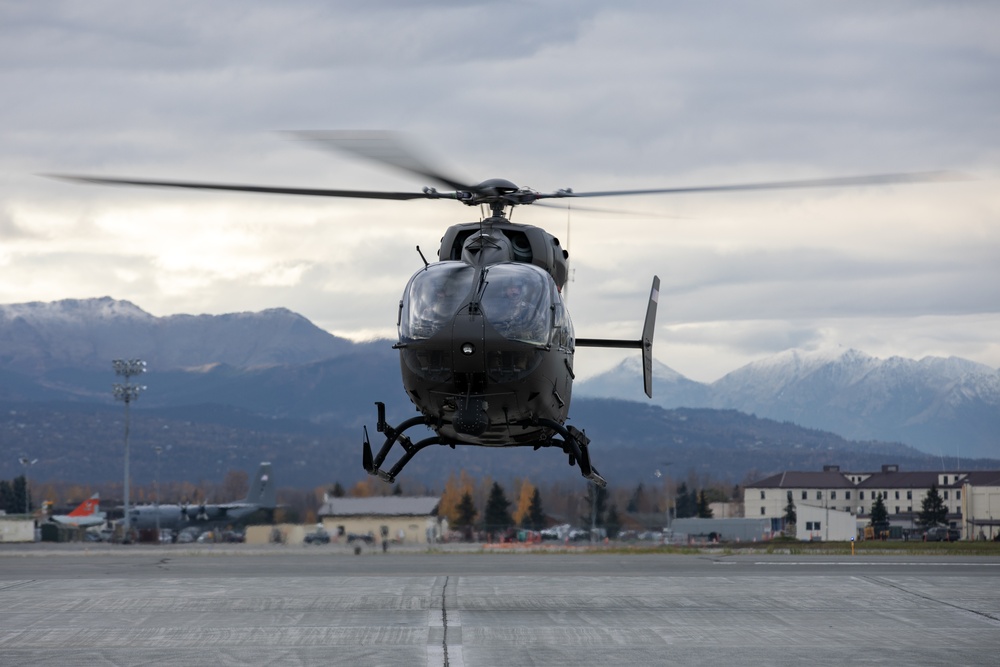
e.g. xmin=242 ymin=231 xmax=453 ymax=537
xmin=1 ymin=544 xmax=999 ymax=666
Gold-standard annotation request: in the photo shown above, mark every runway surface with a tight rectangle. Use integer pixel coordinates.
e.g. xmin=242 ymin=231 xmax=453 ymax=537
xmin=2 ymin=544 xmax=999 ymax=666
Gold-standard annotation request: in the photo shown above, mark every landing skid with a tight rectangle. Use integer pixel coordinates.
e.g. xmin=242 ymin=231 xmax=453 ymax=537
xmin=362 ymin=402 xmax=607 ymax=487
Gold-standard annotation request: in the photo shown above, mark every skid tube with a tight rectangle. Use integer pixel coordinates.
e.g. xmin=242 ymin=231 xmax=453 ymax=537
xmin=362 ymin=403 xmax=607 ymax=488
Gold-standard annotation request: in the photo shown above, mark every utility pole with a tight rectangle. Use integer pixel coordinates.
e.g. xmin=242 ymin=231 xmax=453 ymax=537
xmin=113 ymin=359 xmax=146 ymax=542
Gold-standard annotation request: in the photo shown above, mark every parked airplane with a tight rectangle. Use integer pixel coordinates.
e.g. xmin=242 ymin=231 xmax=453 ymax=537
xmin=126 ymin=462 xmax=276 ymax=533
xmin=49 ymin=494 xmax=106 ymax=528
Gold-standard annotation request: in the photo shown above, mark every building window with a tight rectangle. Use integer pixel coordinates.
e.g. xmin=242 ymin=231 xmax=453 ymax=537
xmin=943 ymin=476 xmax=949 ymax=484
xmin=760 ymin=490 xmax=766 ymax=500
xmin=761 ymin=507 xmax=766 ymax=515
xmin=957 ymin=490 xmax=961 ymax=500
xmin=831 ymin=491 xmax=837 ymax=500
xmin=943 ymin=490 xmax=949 ymax=500
xmin=846 ymin=491 xmax=852 ymax=500
xmin=907 ymin=506 xmax=912 ymax=512
xmin=895 ymin=506 xmax=900 ymax=514
xmin=816 ymin=491 xmax=823 ymax=500
xmin=802 ymin=491 xmax=807 ymax=500
xmin=907 ymin=490 xmax=912 ymax=500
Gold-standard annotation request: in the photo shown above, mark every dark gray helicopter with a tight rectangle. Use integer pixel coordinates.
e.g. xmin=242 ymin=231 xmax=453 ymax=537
xmin=52 ymin=132 xmax=962 ymax=487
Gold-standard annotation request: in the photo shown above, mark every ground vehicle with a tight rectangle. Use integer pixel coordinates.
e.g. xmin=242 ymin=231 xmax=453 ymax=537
xmin=304 ymin=528 xmax=330 ymax=545
xmin=923 ymin=526 xmax=960 ymax=542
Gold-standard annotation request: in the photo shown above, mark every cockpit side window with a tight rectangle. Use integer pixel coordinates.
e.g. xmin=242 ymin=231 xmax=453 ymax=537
xmin=400 ymin=262 xmax=474 ymax=340
xmin=481 ymin=264 xmax=553 ymax=345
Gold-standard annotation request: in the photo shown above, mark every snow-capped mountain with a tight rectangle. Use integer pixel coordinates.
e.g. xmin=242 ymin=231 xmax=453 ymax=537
xmin=0 ymin=296 xmax=354 ymax=373
xmin=577 ymin=348 xmax=1000 ymax=459
xmin=2 ymin=297 xmax=997 ymax=463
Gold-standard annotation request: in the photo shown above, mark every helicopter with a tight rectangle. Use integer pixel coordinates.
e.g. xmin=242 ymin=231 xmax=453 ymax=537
xmin=52 ymin=131 xmax=963 ymax=487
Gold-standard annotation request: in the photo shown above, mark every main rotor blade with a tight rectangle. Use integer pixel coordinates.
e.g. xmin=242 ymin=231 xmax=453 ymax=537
xmin=542 ymin=170 xmax=970 ymax=199
xmin=288 ymin=130 xmax=477 ymax=193
xmin=533 ymin=200 xmax=685 ymax=218
xmin=46 ymin=174 xmax=435 ymax=200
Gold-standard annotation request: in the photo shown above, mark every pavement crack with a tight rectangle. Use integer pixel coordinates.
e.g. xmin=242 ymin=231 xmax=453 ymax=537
xmin=441 ymin=575 xmax=450 ymax=667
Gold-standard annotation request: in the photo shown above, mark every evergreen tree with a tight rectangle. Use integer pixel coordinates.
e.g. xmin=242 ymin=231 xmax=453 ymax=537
xmin=783 ymin=492 xmax=797 ymax=526
xmin=918 ymin=483 xmax=948 ymax=528
xmin=783 ymin=492 xmax=797 ymax=538
xmin=675 ymin=482 xmax=697 ymax=519
xmin=696 ymin=490 xmax=714 ymax=518
xmin=11 ymin=475 xmax=27 ymax=514
xmin=454 ymin=491 xmax=477 ymax=529
xmin=580 ymin=484 xmax=608 ymax=529
xmin=453 ymin=490 xmax=477 ymax=542
xmin=870 ymin=493 xmax=890 ymax=535
xmin=392 ymin=483 xmax=403 ymax=496
xmin=330 ymin=482 xmax=345 ymax=498
xmin=523 ymin=487 xmax=546 ymax=531
xmin=483 ymin=482 xmax=513 ymax=534
xmin=627 ymin=482 xmax=645 ymax=513
xmin=605 ymin=504 xmax=622 ymax=539
xmin=0 ymin=480 xmax=13 ymax=513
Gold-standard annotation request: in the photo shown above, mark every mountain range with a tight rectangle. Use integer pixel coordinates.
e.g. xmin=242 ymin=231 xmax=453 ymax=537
xmin=577 ymin=350 xmax=1000 ymax=460
xmin=0 ymin=297 xmax=996 ymax=488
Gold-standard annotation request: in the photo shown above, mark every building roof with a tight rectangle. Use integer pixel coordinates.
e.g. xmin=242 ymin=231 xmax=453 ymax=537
xmin=856 ymin=471 xmax=954 ymax=489
xmin=319 ymin=496 xmax=440 ymax=518
xmin=748 ymin=471 xmax=855 ymax=489
xmin=748 ymin=466 xmax=1000 ymax=490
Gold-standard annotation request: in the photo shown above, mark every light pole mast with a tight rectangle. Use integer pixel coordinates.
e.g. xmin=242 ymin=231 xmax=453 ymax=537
xmin=153 ymin=445 xmax=162 ymax=539
xmin=18 ymin=455 xmax=37 ymax=516
xmin=113 ymin=359 xmax=146 ymax=541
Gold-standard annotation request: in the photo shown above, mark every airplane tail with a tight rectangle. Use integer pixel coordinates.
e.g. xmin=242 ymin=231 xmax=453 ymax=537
xmin=244 ymin=463 xmax=276 ymax=509
xmin=67 ymin=493 xmax=101 ymax=517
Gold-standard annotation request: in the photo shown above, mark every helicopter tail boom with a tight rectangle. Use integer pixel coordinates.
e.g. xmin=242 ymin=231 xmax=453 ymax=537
xmin=576 ymin=275 xmax=660 ymax=398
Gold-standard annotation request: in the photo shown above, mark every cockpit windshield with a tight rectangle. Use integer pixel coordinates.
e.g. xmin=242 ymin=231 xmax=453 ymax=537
xmin=480 ymin=264 xmax=553 ymax=345
xmin=399 ymin=262 xmax=475 ymax=341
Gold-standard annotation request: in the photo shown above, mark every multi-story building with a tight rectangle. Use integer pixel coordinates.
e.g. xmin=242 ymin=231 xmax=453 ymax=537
xmin=745 ymin=464 xmax=1000 ymax=539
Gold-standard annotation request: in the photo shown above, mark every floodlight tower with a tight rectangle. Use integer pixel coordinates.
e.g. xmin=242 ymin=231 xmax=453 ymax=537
xmin=18 ymin=455 xmax=38 ymax=515
xmin=153 ymin=445 xmax=162 ymax=539
xmin=113 ymin=359 xmax=146 ymax=540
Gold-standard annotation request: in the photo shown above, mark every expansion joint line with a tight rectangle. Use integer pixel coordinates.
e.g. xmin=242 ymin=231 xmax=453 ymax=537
xmin=862 ymin=575 xmax=1000 ymax=626
xmin=441 ymin=575 xmax=451 ymax=666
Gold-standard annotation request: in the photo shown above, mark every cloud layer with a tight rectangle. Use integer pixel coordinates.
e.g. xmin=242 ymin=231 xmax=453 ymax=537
xmin=2 ymin=1 xmax=998 ymax=381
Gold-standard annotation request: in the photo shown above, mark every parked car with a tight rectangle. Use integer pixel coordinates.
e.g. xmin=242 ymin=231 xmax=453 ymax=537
xmin=304 ymin=528 xmax=330 ymax=545
xmin=923 ymin=526 xmax=960 ymax=542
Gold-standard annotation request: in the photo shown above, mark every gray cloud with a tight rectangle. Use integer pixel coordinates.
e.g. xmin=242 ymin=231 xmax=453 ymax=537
xmin=1 ymin=1 xmax=997 ymax=381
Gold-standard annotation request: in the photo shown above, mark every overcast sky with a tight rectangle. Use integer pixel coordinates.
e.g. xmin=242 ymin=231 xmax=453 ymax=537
xmin=1 ymin=1 xmax=997 ymax=382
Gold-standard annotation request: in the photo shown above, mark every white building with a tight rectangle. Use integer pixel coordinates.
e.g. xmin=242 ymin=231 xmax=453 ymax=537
xmin=745 ymin=464 xmax=994 ymax=539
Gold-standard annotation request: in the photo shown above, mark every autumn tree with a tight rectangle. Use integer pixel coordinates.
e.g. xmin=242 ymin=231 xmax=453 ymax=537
xmin=512 ymin=480 xmax=536 ymax=526
xmin=221 ymin=469 xmax=249 ymax=501
xmin=438 ymin=470 xmax=475 ymax=525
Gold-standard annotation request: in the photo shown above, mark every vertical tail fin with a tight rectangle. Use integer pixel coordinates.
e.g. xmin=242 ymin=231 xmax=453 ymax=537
xmin=244 ymin=463 xmax=277 ymax=509
xmin=641 ymin=276 xmax=660 ymax=399
xmin=68 ymin=493 xmax=101 ymax=517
